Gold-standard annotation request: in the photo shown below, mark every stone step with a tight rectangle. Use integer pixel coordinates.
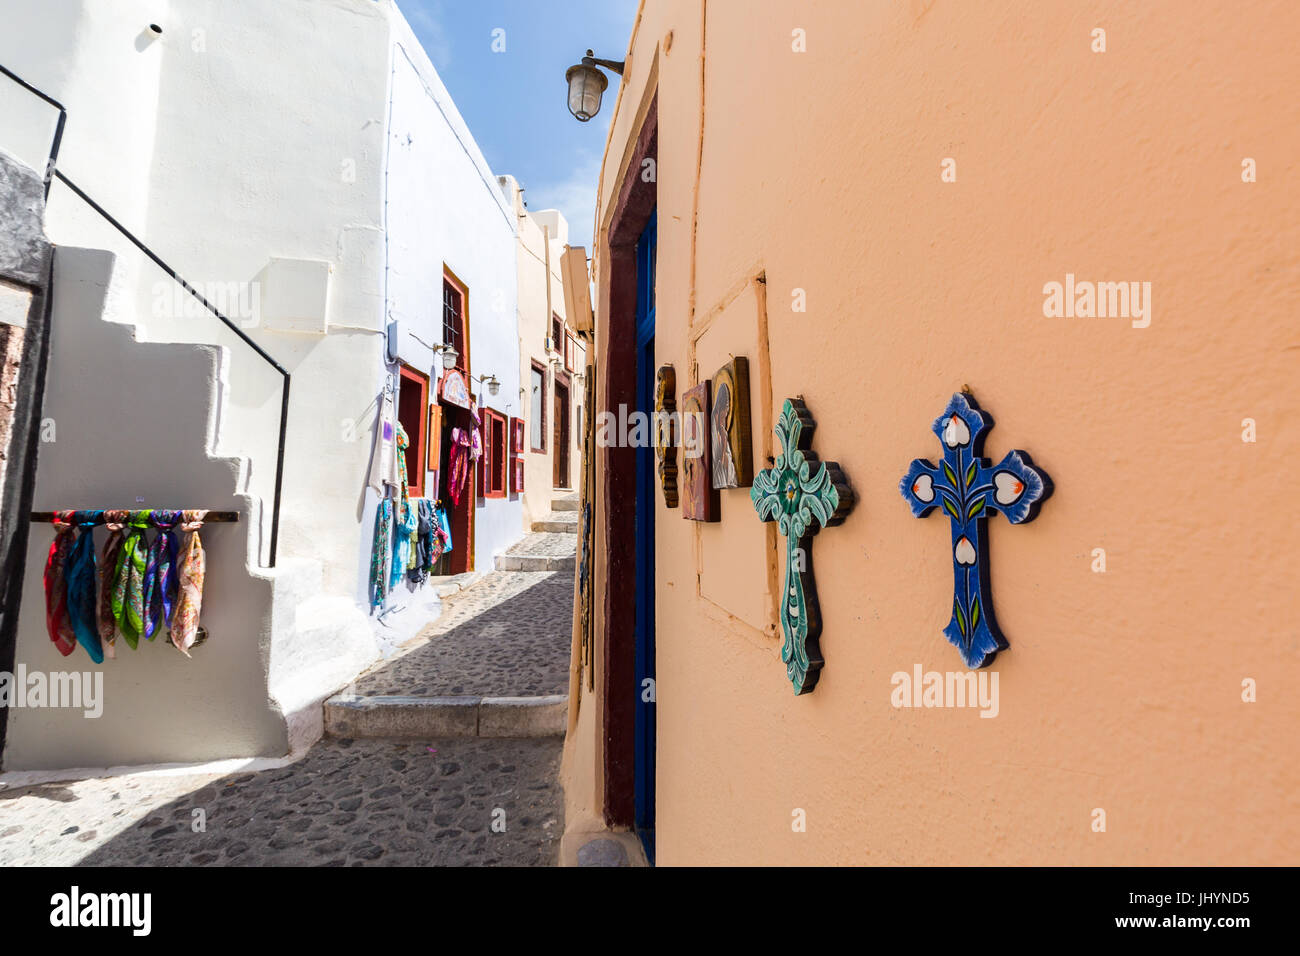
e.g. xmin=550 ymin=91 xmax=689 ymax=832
xmin=324 ymin=693 xmax=568 ymax=739
xmin=496 ymin=553 xmax=575 ymax=572
xmin=496 ymin=531 xmax=576 ymax=572
xmin=532 ymin=511 xmax=579 ymax=533
xmin=551 ymin=495 xmax=580 ymax=512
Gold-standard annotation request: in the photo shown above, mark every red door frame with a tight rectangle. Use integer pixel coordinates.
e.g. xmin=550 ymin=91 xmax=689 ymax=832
xmin=601 ymin=95 xmax=657 ymax=828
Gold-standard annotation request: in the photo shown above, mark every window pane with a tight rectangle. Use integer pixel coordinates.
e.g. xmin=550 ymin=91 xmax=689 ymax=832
xmin=530 ymin=368 xmax=544 ymax=448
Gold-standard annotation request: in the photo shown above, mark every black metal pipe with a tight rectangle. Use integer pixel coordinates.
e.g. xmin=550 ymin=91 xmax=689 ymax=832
xmin=0 ymin=63 xmax=67 ymax=199
xmin=51 ymin=172 xmax=289 ymax=567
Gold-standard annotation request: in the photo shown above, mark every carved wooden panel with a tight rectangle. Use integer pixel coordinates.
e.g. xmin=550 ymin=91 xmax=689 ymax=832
xmin=654 ymin=365 xmax=678 ymax=507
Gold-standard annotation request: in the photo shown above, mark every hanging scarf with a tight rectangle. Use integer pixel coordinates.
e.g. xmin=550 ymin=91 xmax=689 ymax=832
xmin=112 ymin=510 xmax=152 ymax=650
xmin=170 ymin=510 xmax=207 ymax=656
xmin=447 ymin=427 xmax=471 ymax=505
xmin=390 ymin=496 xmax=418 ymax=591
xmin=97 ymin=510 xmax=129 ymax=659
xmin=435 ymin=505 xmax=452 ymax=555
xmin=43 ymin=510 xmax=78 ymax=657
xmin=65 ymin=510 xmax=105 ymax=663
xmin=143 ymin=510 xmax=181 ymax=641
xmin=369 ymin=497 xmax=391 ymax=609
xmin=408 ymin=499 xmax=431 ymax=585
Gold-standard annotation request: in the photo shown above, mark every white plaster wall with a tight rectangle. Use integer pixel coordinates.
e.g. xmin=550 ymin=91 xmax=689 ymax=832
xmin=374 ymin=6 xmax=522 ymax=584
xmin=501 ymin=173 xmax=581 ymax=528
xmin=0 ymin=0 xmax=525 ymax=767
xmin=5 ymin=247 xmax=287 ymax=770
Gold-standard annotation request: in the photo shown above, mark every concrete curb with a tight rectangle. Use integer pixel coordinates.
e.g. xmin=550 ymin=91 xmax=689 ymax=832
xmin=324 ymin=694 xmax=567 ymax=739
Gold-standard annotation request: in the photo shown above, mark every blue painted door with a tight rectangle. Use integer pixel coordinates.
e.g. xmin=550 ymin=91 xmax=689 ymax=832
xmin=634 ymin=210 xmax=657 ymax=862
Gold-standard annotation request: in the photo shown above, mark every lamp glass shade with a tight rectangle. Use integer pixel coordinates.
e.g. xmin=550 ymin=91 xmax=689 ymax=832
xmin=488 ymin=379 xmax=500 ymax=396
xmin=441 ymin=347 xmax=459 ymax=370
xmin=566 ymin=64 xmax=607 ymax=122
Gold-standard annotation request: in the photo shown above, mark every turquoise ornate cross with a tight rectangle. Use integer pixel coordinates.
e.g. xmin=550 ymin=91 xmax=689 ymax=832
xmin=751 ymin=399 xmax=854 ymax=695
xmin=900 ymin=392 xmax=1052 ymax=668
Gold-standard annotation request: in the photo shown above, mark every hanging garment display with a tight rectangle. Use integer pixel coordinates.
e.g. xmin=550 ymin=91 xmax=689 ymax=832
xmin=435 ymin=505 xmax=452 ymax=554
xmin=390 ymin=496 xmax=418 ymax=592
xmin=388 ymin=423 xmax=416 ymax=592
xmin=43 ymin=511 xmax=78 ymax=657
xmin=170 ymin=510 xmax=208 ymax=656
xmin=97 ymin=510 xmax=130 ymax=659
xmin=367 ymin=384 xmax=402 ymax=493
xmin=369 ymin=497 xmax=392 ymax=609
xmin=143 ymin=510 xmax=180 ymax=642
xmin=409 ymin=499 xmax=433 ymax=585
xmin=65 ymin=510 xmax=105 ymax=664
xmin=112 ymin=510 xmax=152 ymax=650
xmin=447 ymin=426 xmax=472 ymax=505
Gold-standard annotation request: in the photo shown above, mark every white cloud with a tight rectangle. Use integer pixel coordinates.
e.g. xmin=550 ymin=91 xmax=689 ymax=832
xmin=527 ymin=150 xmax=605 ymax=251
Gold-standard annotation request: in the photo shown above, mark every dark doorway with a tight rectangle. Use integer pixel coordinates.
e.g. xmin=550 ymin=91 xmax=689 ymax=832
xmin=437 ymin=402 xmax=474 ymax=575
xmin=553 ymin=377 xmax=570 ymax=489
xmin=601 ymin=93 xmax=656 ymax=845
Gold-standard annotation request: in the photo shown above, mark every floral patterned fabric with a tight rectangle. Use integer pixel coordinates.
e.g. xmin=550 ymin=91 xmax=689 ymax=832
xmin=170 ymin=510 xmax=208 ymax=656
xmin=112 ymin=511 xmax=152 ymax=650
xmin=143 ymin=510 xmax=181 ymax=642
xmin=97 ymin=510 xmax=130 ymax=659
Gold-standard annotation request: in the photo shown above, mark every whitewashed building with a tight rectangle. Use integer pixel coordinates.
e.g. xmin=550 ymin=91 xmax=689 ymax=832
xmin=0 ymin=0 xmax=523 ymax=771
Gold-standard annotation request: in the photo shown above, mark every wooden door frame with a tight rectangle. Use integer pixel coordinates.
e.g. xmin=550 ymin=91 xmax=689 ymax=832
xmin=601 ymin=94 xmax=657 ymax=829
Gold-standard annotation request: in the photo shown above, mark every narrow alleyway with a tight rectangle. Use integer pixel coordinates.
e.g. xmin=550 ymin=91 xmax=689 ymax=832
xmin=0 ymin=497 xmax=579 ymax=867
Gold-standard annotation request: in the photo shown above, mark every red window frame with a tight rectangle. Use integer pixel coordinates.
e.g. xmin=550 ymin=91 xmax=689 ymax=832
xmin=397 ymin=363 xmax=429 ymax=497
xmin=443 ymin=268 xmax=470 ymax=374
xmin=484 ymin=408 xmax=508 ymax=499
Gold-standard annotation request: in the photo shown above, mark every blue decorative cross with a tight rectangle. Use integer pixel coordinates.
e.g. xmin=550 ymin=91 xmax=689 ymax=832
xmin=900 ymin=392 xmax=1051 ymax=668
xmin=752 ymin=399 xmax=854 ymax=695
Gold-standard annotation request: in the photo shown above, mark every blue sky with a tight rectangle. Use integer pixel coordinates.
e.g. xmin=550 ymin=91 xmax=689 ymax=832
xmin=396 ymin=0 xmax=639 ymax=251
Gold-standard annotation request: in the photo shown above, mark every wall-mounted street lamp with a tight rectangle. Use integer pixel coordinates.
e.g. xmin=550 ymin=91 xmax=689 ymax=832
xmin=566 ymin=49 xmax=624 ymax=122
xmin=473 ymin=373 xmax=501 ymax=397
xmin=434 ymin=343 xmax=459 ymax=370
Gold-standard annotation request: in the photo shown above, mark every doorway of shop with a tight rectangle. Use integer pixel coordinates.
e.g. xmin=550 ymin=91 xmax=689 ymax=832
xmin=553 ymin=377 xmax=570 ymax=489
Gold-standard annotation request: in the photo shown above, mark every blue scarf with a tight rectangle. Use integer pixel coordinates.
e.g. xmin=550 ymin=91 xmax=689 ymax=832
xmin=65 ymin=510 xmax=105 ymax=663
xmin=143 ymin=510 xmax=181 ymax=641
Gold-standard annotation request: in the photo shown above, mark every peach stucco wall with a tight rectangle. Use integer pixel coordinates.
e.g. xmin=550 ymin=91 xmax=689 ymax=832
xmin=562 ymin=0 xmax=1300 ymax=864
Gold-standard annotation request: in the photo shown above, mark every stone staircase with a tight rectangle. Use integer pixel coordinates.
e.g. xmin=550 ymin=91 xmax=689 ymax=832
xmin=323 ymin=491 xmax=580 ymax=741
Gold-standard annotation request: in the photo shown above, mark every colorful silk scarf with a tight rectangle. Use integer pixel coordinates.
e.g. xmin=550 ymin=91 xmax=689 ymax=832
xmin=112 ymin=510 xmax=152 ymax=650
xmin=97 ymin=510 xmax=129 ymax=659
xmin=65 ymin=510 xmax=105 ymax=663
xmin=370 ymin=497 xmax=392 ymax=608
xmin=43 ymin=511 xmax=77 ymax=657
xmin=143 ymin=510 xmax=181 ymax=641
xmin=448 ymin=427 xmax=471 ymax=505
xmin=435 ymin=505 xmax=452 ymax=555
xmin=390 ymin=496 xmax=417 ymax=591
xmin=170 ymin=510 xmax=207 ymax=656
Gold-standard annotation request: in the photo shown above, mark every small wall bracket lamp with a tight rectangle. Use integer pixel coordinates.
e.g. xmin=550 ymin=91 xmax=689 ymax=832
xmin=473 ymin=373 xmax=501 ymax=397
xmin=434 ymin=343 xmax=459 ymax=370
xmin=566 ymin=49 xmax=624 ymax=122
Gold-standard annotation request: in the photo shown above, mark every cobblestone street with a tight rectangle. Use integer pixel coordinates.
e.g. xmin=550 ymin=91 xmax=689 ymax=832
xmin=0 ymin=737 xmax=562 ymax=866
xmin=0 ymin=532 xmax=577 ymax=867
